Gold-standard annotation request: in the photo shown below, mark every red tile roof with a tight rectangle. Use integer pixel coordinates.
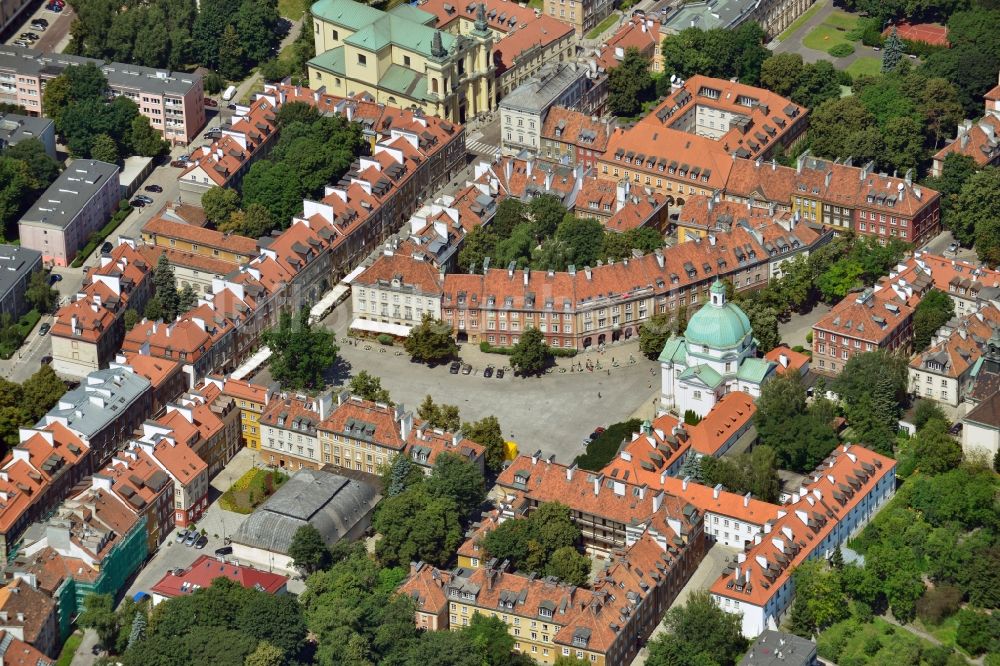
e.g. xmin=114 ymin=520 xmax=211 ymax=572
xmin=421 ymin=0 xmax=537 ymax=34
xmin=493 ymin=15 xmax=574 ymax=71
xmin=142 ymin=217 xmax=258 ymax=257
xmin=594 ymin=15 xmax=662 ymax=71
xmin=0 ymin=630 xmax=53 ymax=666
xmin=764 ymin=345 xmax=810 ymax=375
xmin=352 ymin=251 xmax=444 ymax=296
xmin=150 ymin=554 xmax=287 ymax=599
xmin=813 ymin=288 xmax=914 ymax=345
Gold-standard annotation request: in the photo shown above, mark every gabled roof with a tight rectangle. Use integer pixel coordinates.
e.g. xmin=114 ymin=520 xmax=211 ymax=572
xmin=150 ymin=554 xmax=287 ymax=599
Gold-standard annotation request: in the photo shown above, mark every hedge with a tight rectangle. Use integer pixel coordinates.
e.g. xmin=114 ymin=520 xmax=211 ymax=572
xmin=70 ymin=202 xmax=133 ymax=268
xmin=828 ymin=43 xmax=856 ymax=57
xmin=479 ymin=340 xmax=577 ymax=357
xmin=574 ymin=418 xmax=643 ymax=471
xmin=0 ymin=309 xmax=42 ymax=359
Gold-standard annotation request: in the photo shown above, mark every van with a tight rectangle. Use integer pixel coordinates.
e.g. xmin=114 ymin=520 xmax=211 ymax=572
xmin=222 ymin=85 xmax=237 ymax=101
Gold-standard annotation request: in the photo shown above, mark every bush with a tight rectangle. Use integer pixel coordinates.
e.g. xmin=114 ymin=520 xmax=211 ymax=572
xmin=377 ymin=334 xmax=393 ymax=346
xmin=916 ymin=586 xmax=963 ymax=625
xmin=858 ymin=18 xmax=884 ymax=46
xmin=956 ymin=609 xmax=1000 ymax=656
xmin=806 ymin=331 xmax=813 ymax=344
xmin=0 ymin=309 xmax=42 ymax=359
xmin=829 ymin=43 xmax=856 ymax=57
xmin=684 ymin=409 xmax=702 ymax=425
xmin=479 ymin=339 xmax=576 ymax=357
xmin=574 ymin=418 xmax=642 ymax=471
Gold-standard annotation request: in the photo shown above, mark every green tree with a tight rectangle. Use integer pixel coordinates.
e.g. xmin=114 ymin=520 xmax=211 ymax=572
xmin=177 ymin=285 xmax=198 ymax=313
xmin=911 ymin=419 xmax=963 ymax=475
xmin=288 ymin=524 xmax=332 ymax=574
xmin=808 ymin=97 xmax=883 ymax=167
xmin=201 ymin=187 xmax=241 ymax=225
xmin=464 ymin=614 xmax=517 ymax=666
xmin=129 ymin=114 xmax=168 ymax=157
xmin=509 ymin=327 xmax=551 ymax=376
xmin=528 ymin=194 xmax=567 ymax=240
xmin=913 ymin=399 xmax=947 ymax=431
xmin=417 ymin=394 xmax=461 ymax=431
xmin=760 ymin=53 xmax=804 ymax=97
xmin=951 ymin=167 xmax=1000 ymax=264
xmin=882 ymin=27 xmax=904 ymax=73
xmin=639 ymin=313 xmax=673 ymax=360
xmin=220 ymin=203 xmax=274 ymax=238
xmin=347 ymin=370 xmax=392 ymax=403
xmin=462 ymin=415 xmax=506 ymax=473
xmin=555 ymin=216 xmax=605 ymax=268
xmin=90 ymin=133 xmax=119 ymax=164
xmin=123 ymin=308 xmax=140 ymax=331
xmin=217 ymin=24 xmax=246 ymax=80
xmin=383 ymin=452 xmax=421 ymax=497
xmin=204 ymin=70 xmax=225 ymax=95
xmin=428 ymin=452 xmax=485 ymax=519
xmin=955 ymin=609 xmax=1000 ymax=656
xmin=20 ymin=365 xmax=69 ymax=422
xmin=25 ymin=270 xmax=58 ymax=312
xmin=373 ymin=485 xmax=462 ymax=567
xmin=913 ymin=288 xmax=955 ymax=351
xmin=646 ymin=591 xmax=748 ymax=666
xmin=262 ymin=309 xmax=338 ymax=390
xmin=143 ymin=295 xmax=164 ymax=322
xmin=547 ymin=546 xmax=590 ymax=586
xmin=243 ymin=642 xmax=284 ymax=666
xmin=678 ymin=450 xmax=702 ymax=482
xmin=78 ymin=594 xmax=121 ymax=652
xmin=405 ymin=314 xmax=458 ymax=363
xmin=153 ymin=254 xmax=179 ymax=321
xmin=608 ymin=48 xmax=654 ymax=117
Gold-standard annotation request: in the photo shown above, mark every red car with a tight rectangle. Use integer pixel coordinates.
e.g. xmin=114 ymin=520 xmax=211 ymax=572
xmin=205 ymin=98 xmax=218 ymax=107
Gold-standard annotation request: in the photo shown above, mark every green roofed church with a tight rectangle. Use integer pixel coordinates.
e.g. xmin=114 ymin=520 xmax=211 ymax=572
xmin=307 ymin=0 xmax=496 ymax=122
xmin=659 ymin=279 xmax=776 ymax=417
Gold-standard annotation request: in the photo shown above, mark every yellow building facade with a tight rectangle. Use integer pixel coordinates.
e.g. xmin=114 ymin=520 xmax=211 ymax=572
xmin=308 ymin=0 xmax=496 ymax=123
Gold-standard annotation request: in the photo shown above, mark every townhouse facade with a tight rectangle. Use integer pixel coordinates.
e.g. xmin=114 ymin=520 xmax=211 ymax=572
xmin=883 ymin=251 xmax=1000 ymax=318
xmin=441 ymin=213 xmax=825 ymax=351
xmin=38 ymin=366 xmax=152 ymax=466
xmin=308 ymin=0 xmax=495 ymax=123
xmin=129 ymin=429 xmax=209 ymax=528
xmin=724 ymin=154 xmax=941 ymax=247
xmin=350 ymin=249 xmax=444 ymax=336
xmin=18 ymin=160 xmax=120 ymax=267
xmin=93 ymin=448 xmax=174 ymax=553
xmin=931 ymin=74 xmax=1000 ymax=176
xmin=811 ymin=287 xmax=915 ymax=376
xmin=157 ymin=381 xmax=241 ymax=477
xmin=222 ymin=378 xmax=272 ymax=451
xmin=50 ymin=241 xmax=155 ymax=377
xmin=543 ymin=0 xmax=612 ymax=37
xmin=0 ymin=578 xmax=59 ymax=659
xmin=908 ymin=303 xmax=1000 ymax=407
xmin=540 ymin=107 xmax=611 ymax=170
xmin=0 ymin=424 xmax=90 ymax=562
xmin=140 ymin=217 xmax=258 ymax=266
xmin=0 ymin=46 xmax=204 ymax=144
xmin=572 ymin=178 xmax=669 ymax=233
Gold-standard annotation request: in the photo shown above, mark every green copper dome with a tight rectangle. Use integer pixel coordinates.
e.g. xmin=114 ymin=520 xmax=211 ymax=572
xmin=683 ymin=281 xmax=752 ymax=350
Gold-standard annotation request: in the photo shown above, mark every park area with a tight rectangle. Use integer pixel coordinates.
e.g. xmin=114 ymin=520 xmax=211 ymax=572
xmin=802 ymin=10 xmax=860 ymax=51
xmin=219 ymin=467 xmax=289 ymax=513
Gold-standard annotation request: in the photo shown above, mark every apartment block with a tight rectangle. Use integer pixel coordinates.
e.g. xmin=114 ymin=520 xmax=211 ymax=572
xmin=112 ymin=353 xmax=186 ymax=417
xmin=0 ymin=112 xmax=56 ymax=159
xmin=882 ymin=251 xmax=1000 ymax=317
xmin=662 ymin=0 xmax=815 ymax=39
xmin=308 ymin=0 xmax=495 ymax=123
xmin=0 ymin=46 xmax=204 ymax=144
xmin=594 ymin=16 xmax=664 ymax=73
xmin=811 ymin=287 xmax=915 ymax=376
xmin=0 ymin=245 xmax=42 ymax=322
xmin=572 ymin=179 xmax=669 ymax=233
xmin=155 ymin=380 xmax=241 ymax=477
xmin=0 ymin=578 xmax=58 ymax=658
xmin=50 ymin=241 xmax=154 ymax=377
xmin=18 ymin=160 xmax=120 ymax=267
xmin=543 ymin=0 xmax=612 ymax=37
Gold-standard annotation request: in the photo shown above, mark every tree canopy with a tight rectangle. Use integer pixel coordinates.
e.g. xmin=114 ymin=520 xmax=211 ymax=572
xmin=509 ymin=327 xmax=551 ymax=376
xmin=405 ymin=314 xmax=458 ymax=364
xmin=0 ymin=365 xmax=68 ymax=456
xmin=347 ymin=370 xmax=392 ymax=404
xmin=645 ymin=591 xmax=749 ymax=666
xmin=482 ymin=502 xmax=590 ymax=586
xmin=608 ymin=48 xmax=654 ymax=117
xmin=261 ymin=309 xmax=338 ymax=390
xmin=660 ymin=23 xmax=769 ymax=84
xmin=755 ymin=371 xmax=839 ymax=472
xmin=912 ymin=288 xmax=955 ymax=351
xmin=0 ymin=139 xmax=62 ymax=240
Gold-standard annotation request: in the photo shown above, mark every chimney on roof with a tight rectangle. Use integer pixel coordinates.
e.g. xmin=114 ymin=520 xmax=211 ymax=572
xmin=713 ymin=483 xmax=722 ymax=499
xmin=593 ymin=474 xmax=602 ymax=496
xmin=523 ymin=271 xmax=528 ymax=286
xmin=744 ymin=492 xmax=751 ymax=507
xmin=508 ymin=261 xmax=516 ymax=278
xmin=584 ymin=266 xmax=592 ymax=280
xmin=71 ymin=314 xmax=78 ymax=334
xmin=566 ymin=463 xmax=576 ymax=481
xmin=771 ymin=158 xmax=776 ymax=171
xmin=682 ymin=476 xmax=689 ymax=491
xmin=526 ymin=158 xmax=533 ymax=177
xmin=654 ymin=249 xmax=664 ymax=268
xmin=616 ymin=179 xmax=629 ymax=213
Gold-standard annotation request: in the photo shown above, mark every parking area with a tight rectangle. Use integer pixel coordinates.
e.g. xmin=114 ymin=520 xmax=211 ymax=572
xmin=3 ymin=0 xmax=73 ymax=52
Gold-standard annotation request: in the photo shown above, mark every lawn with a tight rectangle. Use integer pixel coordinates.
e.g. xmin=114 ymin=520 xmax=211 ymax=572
xmin=278 ymin=0 xmax=308 ymax=19
xmin=586 ymin=13 xmax=619 ymax=39
xmin=823 ymin=10 xmax=859 ymax=30
xmin=56 ymin=632 xmax=83 ymax=666
xmin=219 ymin=468 xmax=289 ymax=514
xmin=776 ymin=0 xmax=825 ymax=43
xmin=803 ymin=23 xmax=852 ymax=51
xmin=846 ymin=56 xmax=882 ymax=78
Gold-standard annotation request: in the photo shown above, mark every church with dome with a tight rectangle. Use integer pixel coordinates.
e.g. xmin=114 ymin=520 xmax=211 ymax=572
xmin=658 ymin=280 xmax=777 ymax=417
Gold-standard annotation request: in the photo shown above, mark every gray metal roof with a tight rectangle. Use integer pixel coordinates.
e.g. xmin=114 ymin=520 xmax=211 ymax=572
xmin=499 ymin=63 xmax=587 ymax=114
xmin=738 ymin=630 xmax=817 ymax=666
xmin=0 ymin=113 xmax=53 ymax=149
xmin=232 ymin=468 xmax=380 ymax=554
xmin=19 ymin=160 xmax=119 ymax=231
xmin=0 ymin=244 xmax=41 ymax=301
xmin=0 ymin=46 xmax=202 ymax=97
xmin=40 ymin=367 xmax=151 ymax=438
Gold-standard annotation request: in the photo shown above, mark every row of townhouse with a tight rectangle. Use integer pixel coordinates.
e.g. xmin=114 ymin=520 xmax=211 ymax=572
xmin=931 ymin=74 xmax=1000 ymax=176
xmin=50 ymin=241 xmax=156 ymax=378
xmin=257 ymin=392 xmax=485 ymax=475
xmin=440 ymin=206 xmax=824 ymax=350
xmin=398 ymin=452 xmax=706 ymax=666
xmin=0 ymin=46 xmax=204 ymax=144
xmin=882 ymin=251 xmax=1000 ymax=318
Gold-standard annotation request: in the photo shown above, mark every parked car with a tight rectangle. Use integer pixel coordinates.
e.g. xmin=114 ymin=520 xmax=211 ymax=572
xmin=215 ymin=546 xmax=233 ymax=556
xmin=195 ymin=535 xmax=208 ymax=549
xmin=135 ymin=194 xmax=154 ymax=204
xmin=483 ymin=366 xmax=494 ymax=378
xmin=48 ymin=273 xmax=62 ymax=285
xmin=462 ymin=363 xmax=472 ymax=375
xmin=176 ymin=530 xmax=189 ymax=543
xmin=101 ymin=241 xmax=113 ymax=253
xmin=144 ymin=184 xmax=162 ymax=193
xmin=39 ymin=323 xmax=50 ymax=336
xmin=30 ymin=23 xmax=46 ymax=31
xmin=20 ymin=32 xmax=39 ymax=40
xmin=449 ymin=361 xmax=461 ymax=374
xmin=129 ymin=198 xmax=146 ymax=207
xmin=184 ymin=532 xmax=198 ymax=546
xmin=948 ymin=241 xmax=959 ymax=253
xmin=13 ymin=40 xmax=29 ymax=47
xmin=40 ymin=356 xmax=52 ymax=365
xmin=496 ymin=368 xmax=505 ymax=379
xmin=949 ymin=422 xmax=963 ymax=435
xmin=170 ymin=160 xmax=188 ymax=168
xmin=205 ymin=98 xmax=218 ymax=107
xmin=31 ymin=18 xmax=48 ymax=27
xmin=226 ymin=103 xmax=237 ymax=110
